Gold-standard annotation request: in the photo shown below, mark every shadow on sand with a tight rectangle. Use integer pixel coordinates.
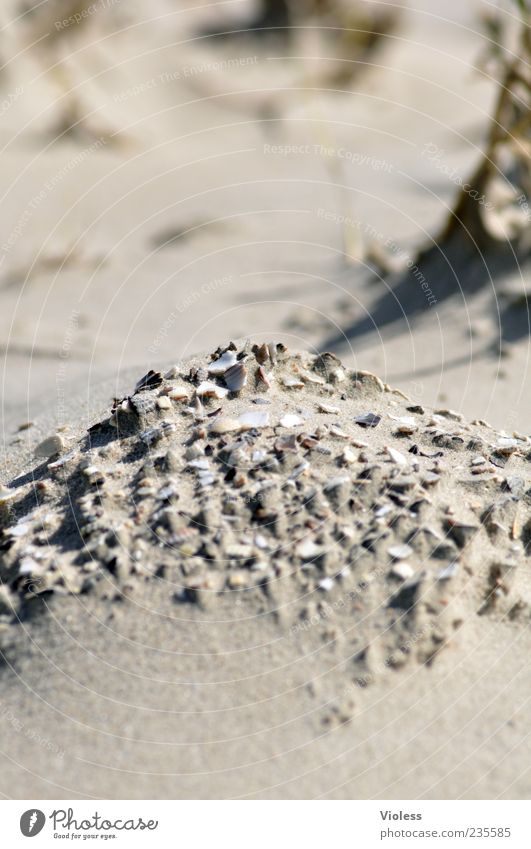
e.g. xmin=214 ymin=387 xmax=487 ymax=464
xmin=321 ymin=235 xmax=531 ymax=355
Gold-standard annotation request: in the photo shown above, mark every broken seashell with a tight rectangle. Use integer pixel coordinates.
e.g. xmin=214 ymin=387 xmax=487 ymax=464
xmin=281 ymin=375 xmax=304 ymax=389
xmin=389 ymin=414 xmax=416 ymax=426
xmin=434 ymin=408 xmax=463 ymax=422
xmin=295 ymin=539 xmax=322 ymax=559
xmin=140 ymin=427 xmax=161 ymax=446
xmin=164 ymin=365 xmax=181 ymax=379
xmin=208 ymin=350 xmax=238 ymax=375
xmin=290 ymin=460 xmax=310 ymax=480
xmin=342 ymin=446 xmax=357 ymax=464
xmin=437 ymin=562 xmax=459 ymax=581
xmin=253 ymin=343 xmax=269 ymax=364
xmin=0 ymin=486 xmax=15 ymax=504
xmin=160 ymin=421 xmax=176 ymax=436
xmin=48 ymin=451 xmax=76 ymax=469
xmin=355 ymin=413 xmax=381 ymax=429
xmin=130 ymin=395 xmax=156 ymax=416
xmin=196 ymin=381 xmax=228 ymax=400
xmin=386 ymin=446 xmax=407 ymax=466
xmin=197 ymin=472 xmax=215 ymax=487
xmin=18 ymin=557 xmax=42 ymax=577
xmin=135 ymin=370 xmax=163 ymax=392
xmin=187 ymin=459 xmax=210 ymax=471
xmin=267 ymin=343 xmax=277 ymax=365
xmin=256 ymin=366 xmax=271 ymax=388
xmin=395 ymin=424 xmax=417 ymax=436
xmin=312 ymin=352 xmax=342 ymax=379
xmin=299 ymin=369 xmax=325 ymax=385
xmin=82 ymin=465 xmax=103 ymax=479
xmin=390 ymin=562 xmax=414 ymax=581
xmin=329 ymin=425 xmax=350 ymax=439
xmin=353 ymin=370 xmax=385 ymax=392
xmin=208 ymin=417 xmax=242 ymax=435
xmin=279 ymin=414 xmax=304 ymax=428
xmin=274 ymin=434 xmax=298 ymax=453
xmin=238 ymin=410 xmax=270 ymax=430
xmin=388 ymin=544 xmax=413 ymax=560
xmin=224 ymin=362 xmax=247 ymax=392
xmin=318 ymin=402 xmax=340 ymax=414
xmin=7 ymin=522 xmax=29 ymax=538
xmin=167 ymin=385 xmax=189 ymax=401
xmin=187 ymin=396 xmax=206 ymax=419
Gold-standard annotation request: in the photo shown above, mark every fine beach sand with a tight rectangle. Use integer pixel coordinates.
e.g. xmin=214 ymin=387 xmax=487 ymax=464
xmin=1 ymin=341 xmax=531 ymax=799
xmin=0 ymin=0 xmax=530 ymax=800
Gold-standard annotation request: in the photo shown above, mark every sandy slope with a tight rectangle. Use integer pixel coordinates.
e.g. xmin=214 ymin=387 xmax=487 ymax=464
xmin=1 ymin=347 xmax=531 ymax=799
xmin=2 ymin=570 xmax=530 ymax=799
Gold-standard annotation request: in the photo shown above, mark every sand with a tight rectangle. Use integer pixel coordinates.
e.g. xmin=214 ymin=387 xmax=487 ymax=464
xmin=3 ymin=0 xmax=525 ymax=432
xmin=0 ymin=0 xmax=530 ymax=801
xmin=1 ymin=341 xmax=531 ymax=799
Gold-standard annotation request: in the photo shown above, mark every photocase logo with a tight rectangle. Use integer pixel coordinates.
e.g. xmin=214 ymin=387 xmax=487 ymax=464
xmin=20 ymin=810 xmax=46 ymax=837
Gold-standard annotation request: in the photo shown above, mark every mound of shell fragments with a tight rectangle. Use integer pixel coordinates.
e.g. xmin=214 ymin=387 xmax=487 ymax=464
xmin=1 ymin=341 xmax=531 ymax=687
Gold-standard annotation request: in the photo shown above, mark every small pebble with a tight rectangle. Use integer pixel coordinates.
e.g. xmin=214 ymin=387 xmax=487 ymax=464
xmin=34 ymin=434 xmax=65 ymax=459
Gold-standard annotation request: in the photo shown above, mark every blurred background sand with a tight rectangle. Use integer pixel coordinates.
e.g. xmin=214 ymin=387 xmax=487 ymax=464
xmin=1 ymin=0 xmax=528 ymax=435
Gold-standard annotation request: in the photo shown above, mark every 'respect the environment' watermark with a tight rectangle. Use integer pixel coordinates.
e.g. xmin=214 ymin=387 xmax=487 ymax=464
xmin=316 ymin=208 xmax=438 ymax=306
xmin=114 ymin=57 xmax=259 ymax=103
xmin=0 ymin=137 xmax=106 ymax=262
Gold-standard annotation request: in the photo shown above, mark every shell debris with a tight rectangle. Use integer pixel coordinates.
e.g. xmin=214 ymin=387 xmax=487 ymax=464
xmin=224 ymin=362 xmax=248 ymax=392
xmin=2 ymin=340 xmax=530 ymax=691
